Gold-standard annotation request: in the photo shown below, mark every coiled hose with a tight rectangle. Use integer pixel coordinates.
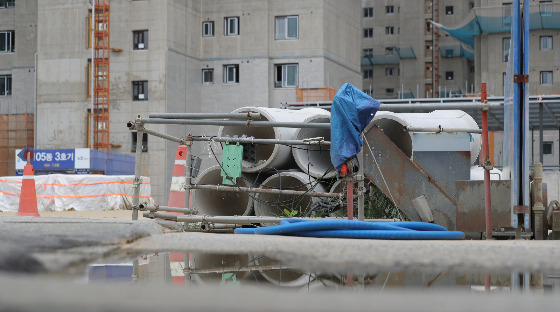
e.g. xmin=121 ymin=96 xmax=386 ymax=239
xmin=235 ymin=219 xmax=465 ymax=240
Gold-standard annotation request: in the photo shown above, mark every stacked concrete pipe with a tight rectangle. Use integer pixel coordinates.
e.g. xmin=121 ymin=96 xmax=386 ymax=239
xmin=218 ymin=107 xmax=330 ymax=173
xmin=291 ymin=109 xmax=335 ymax=179
xmin=192 ymin=166 xmax=253 ymax=216
xmin=253 ymin=171 xmax=326 ymax=222
xmin=366 ymin=110 xmax=482 ymax=164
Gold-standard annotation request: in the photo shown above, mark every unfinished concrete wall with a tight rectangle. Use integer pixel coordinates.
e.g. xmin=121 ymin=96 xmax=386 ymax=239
xmin=0 ymin=0 xmax=37 ymax=115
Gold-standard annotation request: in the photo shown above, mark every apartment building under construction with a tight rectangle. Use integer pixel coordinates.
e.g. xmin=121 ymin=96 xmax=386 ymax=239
xmin=0 ymin=0 xmax=362 ymax=203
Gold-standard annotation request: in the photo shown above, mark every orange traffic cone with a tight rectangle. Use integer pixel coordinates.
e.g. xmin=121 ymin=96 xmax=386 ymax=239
xmin=167 ymin=145 xmax=191 ymax=214
xmin=17 ymin=160 xmax=40 ymax=217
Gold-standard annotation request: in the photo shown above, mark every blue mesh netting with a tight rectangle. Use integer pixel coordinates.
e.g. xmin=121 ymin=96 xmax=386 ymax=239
xmin=434 ymin=3 xmax=560 ymax=48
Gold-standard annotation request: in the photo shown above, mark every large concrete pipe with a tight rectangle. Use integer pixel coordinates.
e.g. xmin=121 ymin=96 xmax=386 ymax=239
xmin=292 ymin=110 xmax=335 ymax=179
xmin=367 ymin=110 xmax=481 ymax=164
xmin=254 ymin=171 xmax=326 ymax=220
xmin=193 ymin=166 xmax=253 ymax=216
xmin=218 ymin=107 xmax=329 ymax=173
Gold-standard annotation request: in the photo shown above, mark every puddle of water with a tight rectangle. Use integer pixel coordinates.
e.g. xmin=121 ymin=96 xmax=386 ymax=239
xmin=84 ymin=251 xmax=560 ymax=293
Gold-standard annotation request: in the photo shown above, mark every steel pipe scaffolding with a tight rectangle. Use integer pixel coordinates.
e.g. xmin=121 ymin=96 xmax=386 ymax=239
xmin=149 ymin=112 xmax=262 ymax=120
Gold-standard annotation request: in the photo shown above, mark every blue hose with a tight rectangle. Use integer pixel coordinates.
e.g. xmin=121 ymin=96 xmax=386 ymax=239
xmin=234 ymin=219 xmax=464 ymax=240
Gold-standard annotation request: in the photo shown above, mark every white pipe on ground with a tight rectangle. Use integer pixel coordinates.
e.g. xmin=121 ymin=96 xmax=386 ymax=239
xmin=365 ymin=110 xmax=482 ymax=164
xmin=291 ymin=110 xmax=335 ymax=179
xmin=192 ymin=166 xmax=253 ymax=216
xmin=218 ymin=107 xmax=329 ymax=173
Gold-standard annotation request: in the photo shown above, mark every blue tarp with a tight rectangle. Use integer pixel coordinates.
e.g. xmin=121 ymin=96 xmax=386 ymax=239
xmin=330 ymin=83 xmax=380 ymax=174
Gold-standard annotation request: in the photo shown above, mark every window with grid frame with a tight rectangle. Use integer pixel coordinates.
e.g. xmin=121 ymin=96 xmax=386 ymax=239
xmin=543 ymin=141 xmax=553 ymax=155
xmin=0 ymin=30 xmax=14 ymax=53
xmin=275 ymin=16 xmax=298 ymax=40
xmin=540 ymin=71 xmax=553 ymax=85
xmin=386 ymin=26 xmax=394 ymax=35
xmin=224 ymin=64 xmax=239 ymax=83
xmin=503 ymin=37 xmax=510 ymax=62
xmin=133 ymin=30 xmax=148 ymax=50
xmin=275 ymin=64 xmax=298 ymax=88
xmin=386 ymin=5 xmax=394 ymax=14
xmin=363 ymin=28 xmax=373 ymax=38
xmin=202 ymin=21 xmax=214 ymax=37
xmin=132 ymin=81 xmax=148 ymax=100
xmin=540 ymin=36 xmax=552 ymax=50
xmin=0 ymin=0 xmax=15 ymax=8
xmin=364 ymin=7 xmax=373 ymax=18
xmin=363 ymin=69 xmax=373 ymax=80
xmin=0 ymin=74 xmax=12 ymax=96
xmin=385 ymin=67 xmax=394 ymax=77
xmin=202 ymin=69 xmax=214 ymax=84
xmin=224 ymin=17 xmax=239 ymax=36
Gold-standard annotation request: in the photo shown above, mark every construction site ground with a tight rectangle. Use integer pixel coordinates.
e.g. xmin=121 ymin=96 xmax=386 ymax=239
xmin=1 ymin=211 xmax=560 ymax=311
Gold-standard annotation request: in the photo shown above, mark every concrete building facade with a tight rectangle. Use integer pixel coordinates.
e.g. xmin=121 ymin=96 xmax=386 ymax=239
xmin=361 ymin=0 xmax=474 ymax=99
xmin=29 ymin=0 xmax=362 ymax=203
xmin=0 ymin=0 xmax=37 ymax=175
xmin=361 ymin=0 xmax=560 ymax=99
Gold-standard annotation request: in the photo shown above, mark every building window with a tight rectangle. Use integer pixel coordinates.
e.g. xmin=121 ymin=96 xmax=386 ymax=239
xmin=386 ymin=88 xmax=394 ymax=96
xmin=275 ymin=64 xmax=298 ymax=88
xmin=543 ymin=141 xmax=553 ymax=155
xmin=132 ymin=81 xmax=148 ymax=100
xmin=503 ymin=3 xmax=512 ymax=27
xmin=470 ymin=65 xmax=475 ymax=73
xmin=386 ymin=5 xmax=394 ymax=14
xmin=0 ymin=75 xmax=11 ymax=96
xmin=425 ymin=63 xmax=433 ymax=79
xmin=364 ymin=7 xmax=373 ymax=18
xmin=445 ymin=49 xmax=454 ymax=58
xmin=224 ymin=17 xmax=239 ymax=36
xmin=363 ymin=69 xmax=373 ymax=79
xmin=445 ymin=71 xmax=454 ymax=80
xmin=425 ymin=41 xmax=432 ymax=56
xmin=385 ymin=27 xmax=394 ymax=35
xmin=445 ymin=6 xmax=454 ymax=15
xmin=224 ymin=64 xmax=239 ymax=83
xmin=385 ymin=47 xmax=395 ymax=56
xmin=363 ymin=28 xmax=373 ymax=38
xmin=469 ymin=2 xmax=475 ymax=9
xmin=133 ymin=30 xmax=148 ymax=50
xmin=540 ymin=71 xmax=553 ymax=85
xmin=363 ymin=48 xmax=373 ymax=54
xmin=202 ymin=21 xmax=214 ymax=37
xmin=0 ymin=0 xmax=15 ymax=8
xmin=540 ymin=1 xmax=552 ymax=16
xmin=363 ymin=89 xmax=372 ymax=96
xmin=540 ymin=36 xmax=552 ymax=50
xmin=385 ymin=68 xmax=394 ymax=77
xmin=275 ymin=16 xmax=298 ymax=40
xmin=131 ymin=133 xmax=148 ymax=153
xmin=0 ymin=31 xmax=14 ymax=53
xmin=503 ymin=37 xmax=510 ymax=62
xmin=202 ymin=69 xmax=214 ymax=84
